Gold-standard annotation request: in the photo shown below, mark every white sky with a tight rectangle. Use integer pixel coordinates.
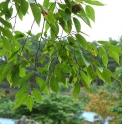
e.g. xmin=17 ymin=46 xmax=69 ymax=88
xmin=13 ymin=0 xmax=122 ymax=41
xmin=86 ymin=0 xmax=122 ymax=41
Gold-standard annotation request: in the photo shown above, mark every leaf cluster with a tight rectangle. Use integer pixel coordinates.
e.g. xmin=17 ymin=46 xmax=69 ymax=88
xmin=0 ymin=0 xmax=122 ymax=110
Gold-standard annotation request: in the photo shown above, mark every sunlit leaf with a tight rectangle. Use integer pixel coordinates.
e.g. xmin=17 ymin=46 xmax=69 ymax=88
xmin=109 ymin=49 xmax=119 ymax=64
xmin=19 ymin=72 xmax=33 ymax=87
xmin=49 ymin=2 xmax=56 ymax=13
xmin=44 ymin=12 xmax=56 ymax=26
xmin=99 ymin=46 xmax=108 ymax=67
xmin=36 ymin=77 xmax=46 ymax=91
xmin=15 ymin=84 xmax=30 ymax=99
xmin=96 ymin=69 xmax=112 ymax=85
xmin=33 ymin=88 xmax=42 ymax=103
xmin=86 ymin=5 xmax=95 ymax=22
xmin=43 ymin=0 xmax=49 ymax=7
xmin=26 ymin=95 xmax=34 ymax=111
xmin=13 ymin=93 xmax=28 ymax=109
xmin=0 ymin=49 xmax=6 ymax=56
xmin=84 ymin=0 xmax=104 ymax=6
xmin=80 ymin=70 xmax=90 ymax=86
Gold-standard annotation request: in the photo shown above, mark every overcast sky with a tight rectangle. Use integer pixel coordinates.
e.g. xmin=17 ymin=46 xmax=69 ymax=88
xmin=86 ymin=0 xmax=122 ymax=41
xmin=13 ymin=0 xmax=122 ymax=41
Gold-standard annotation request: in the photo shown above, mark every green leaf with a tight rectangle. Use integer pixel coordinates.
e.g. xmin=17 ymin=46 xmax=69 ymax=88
xmin=15 ymin=3 xmax=23 ymax=20
xmin=14 ymin=31 xmax=26 ymax=39
xmin=19 ymin=68 xmax=26 ymax=77
xmin=109 ymin=45 xmax=122 ymax=54
xmin=0 ymin=71 xmax=9 ymax=82
xmin=44 ymin=12 xmax=56 ymax=26
xmin=93 ymin=59 xmax=103 ymax=72
xmin=98 ymin=41 xmax=110 ymax=45
xmin=68 ymin=75 xmax=73 ymax=84
xmin=73 ymin=17 xmax=81 ymax=32
xmin=0 ymin=65 xmax=9 ymax=82
xmin=75 ymin=34 xmax=87 ymax=49
xmin=74 ymin=49 xmax=82 ymax=58
xmin=0 ymin=65 xmax=5 ymax=74
xmin=109 ymin=48 xmax=119 ymax=64
xmin=20 ymin=0 xmax=28 ymax=15
xmin=80 ymin=70 xmax=90 ymax=86
xmin=87 ymin=43 xmax=98 ymax=56
xmin=86 ymin=5 xmax=95 ymax=22
xmin=26 ymin=95 xmax=34 ymax=111
xmin=49 ymin=2 xmax=56 ymax=13
xmin=0 ymin=49 xmax=6 ymax=56
xmin=0 ymin=17 xmax=12 ymax=28
xmin=77 ymin=8 xmax=91 ymax=27
xmin=6 ymin=71 xmax=12 ymax=85
xmin=104 ymin=68 xmax=117 ymax=80
xmin=62 ymin=65 xmax=72 ymax=73
xmin=5 ymin=7 xmax=13 ymax=20
xmin=0 ymin=26 xmax=14 ymax=40
xmin=36 ymin=32 xmax=42 ymax=40
xmin=43 ymin=86 xmax=49 ymax=94
xmin=19 ymin=72 xmax=33 ymax=87
xmin=11 ymin=65 xmax=20 ymax=86
xmin=54 ymin=63 xmax=72 ymax=73
xmin=58 ymin=9 xmax=71 ymax=23
xmin=67 ymin=18 xmax=72 ymax=32
xmin=1 ymin=36 xmax=11 ymax=52
xmin=99 ymin=46 xmax=108 ymax=67
xmin=96 ymin=69 xmax=111 ymax=85
xmin=73 ymin=82 xmax=80 ymax=100
xmin=50 ymin=23 xmax=59 ymax=38
xmin=81 ymin=55 xmax=90 ymax=67
xmin=36 ymin=77 xmax=46 ymax=91
xmin=30 ymin=3 xmax=41 ymax=26
xmin=39 ymin=56 xmax=45 ymax=64
xmin=98 ymin=41 xmax=122 ymax=54
xmin=13 ymin=93 xmax=28 ymax=109
xmin=15 ymin=84 xmax=30 ymax=99
xmin=84 ymin=0 xmax=105 ymax=6
xmin=8 ymin=50 xmax=19 ymax=61
xmin=37 ymin=66 xmax=48 ymax=74
xmin=64 ymin=0 xmax=71 ymax=9
xmin=33 ymin=88 xmax=42 ymax=103
xmin=64 ymin=9 xmax=71 ymax=22
xmin=2 ymin=61 xmax=14 ymax=74
xmin=44 ymin=22 xmax=49 ymax=33
xmin=54 ymin=65 xmax=66 ymax=84
xmin=50 ymin=75 xmax=59 ymax=94
xmin=59 ymin=18 xmax=68 ymax=33
xmin=87 ymin=65 xmax=96 ymax=80
xmin=68 ymin=36 xmax=78 ymax=47
xmin=43 ymin=0 xmax=49 ymax=7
